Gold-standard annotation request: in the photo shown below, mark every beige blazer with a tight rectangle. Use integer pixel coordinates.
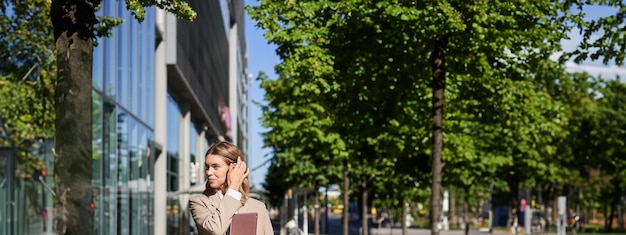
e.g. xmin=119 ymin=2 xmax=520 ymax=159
xmin=189 ymin=193 xmax=274 ymax=235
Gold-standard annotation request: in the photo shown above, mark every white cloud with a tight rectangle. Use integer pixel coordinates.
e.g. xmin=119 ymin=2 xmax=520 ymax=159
xmin=552 ymin=27 xmax=626 ymax=81
xmin=564 ymin=61 xmax=626 ymax=80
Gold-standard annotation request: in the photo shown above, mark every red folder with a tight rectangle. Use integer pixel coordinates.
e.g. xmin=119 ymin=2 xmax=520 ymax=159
xmin=230 ymin=212 xmax=258 ymax=235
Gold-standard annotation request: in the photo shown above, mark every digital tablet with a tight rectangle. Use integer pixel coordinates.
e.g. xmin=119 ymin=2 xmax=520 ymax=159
xmin=230 ymin=212 xmax=258 ymax=235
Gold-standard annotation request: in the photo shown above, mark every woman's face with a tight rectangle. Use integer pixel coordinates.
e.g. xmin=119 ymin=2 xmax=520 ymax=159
xmin=205 ymin=154 xmax=230 ymax=191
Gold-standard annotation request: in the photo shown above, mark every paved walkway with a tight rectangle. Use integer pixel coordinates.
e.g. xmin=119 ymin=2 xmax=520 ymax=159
xmin=367 ymin=228 xmax=510 ymax=235
xmin=276 ymin=213 xmax=534 ymax=235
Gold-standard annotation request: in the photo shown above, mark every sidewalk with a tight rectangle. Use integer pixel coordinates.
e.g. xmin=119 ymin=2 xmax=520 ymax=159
xmin=368 ymin=227 xmax=511 ymax=235
xmin=369 ymin=227 xmax=569 ymax=235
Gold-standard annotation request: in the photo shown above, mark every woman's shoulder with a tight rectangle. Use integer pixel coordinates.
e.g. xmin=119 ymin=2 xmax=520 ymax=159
xmin=190 ymin=193 xmax=214 ymax=203
xmin=246 ymin=197 xmax=268 ymax=209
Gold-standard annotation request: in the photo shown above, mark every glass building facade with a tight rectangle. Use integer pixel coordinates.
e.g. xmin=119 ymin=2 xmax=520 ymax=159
xmin=92 ymin=2 xmax=157 ymax=234
xmin=0 ymin=140 xmax=54 ymax=235
xmin=0 ymin=0 xmax=247 ymax=234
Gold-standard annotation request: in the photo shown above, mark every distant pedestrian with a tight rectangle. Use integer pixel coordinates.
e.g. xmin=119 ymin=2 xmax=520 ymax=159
xmin=189 ymin=141 xmax=274 ymax=235
xmin=41 ymin=208 xmax=48 ymax=231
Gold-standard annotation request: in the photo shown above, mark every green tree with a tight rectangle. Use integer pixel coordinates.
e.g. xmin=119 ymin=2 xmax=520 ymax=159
xmin=386 ymin=2 xmax=570 ymax=233
xmin=50 ymin=0 xmax=195 ymax=233
xmin=249 ymin=1 xmax=626 ymax=235
xmin=565 ymin=1 xmax=626 ymax=66
xmin=249 ymin=2 xmax=355 ymax=234
xmin=554 ymin=1 xmax=626 ymax=227
xmin=584 ymin=80 xmax=626 ymax=231
xmin=249 ymin=1 xmax=437 ymax=233
xmin=258 ymin=70 xmax=344 ymax=199
xmin=256 ymin=44 xmax=346 ymax=231
xmin=540 ymin=71 xmax=600 ymax=225
xmin=0 ymin=0 xmax=56 ymax=177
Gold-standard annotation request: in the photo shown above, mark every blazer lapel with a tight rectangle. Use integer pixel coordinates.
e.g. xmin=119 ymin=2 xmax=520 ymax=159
xmin=208 ymin=193 xmax=220 ymax=208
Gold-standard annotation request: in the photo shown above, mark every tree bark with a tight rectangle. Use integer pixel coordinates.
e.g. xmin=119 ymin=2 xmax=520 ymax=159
xmin=464 ymin=187 xmax=470 ymax=235
xmin=343 ymin=160 xmax=349 ymax=235
xmin=402 ymin=198 xmax=408 ymax=235
xmin=608 ymin=200 xmax=615 ymax=232
xmin=315 ymin=181 xmax=320 ymax=235
xmin=51 ymin=0 xmax=98 ymax=234
xmin=430 ymin=35 xmax=448 ymax=235
xmin=488 ymin=184 xmax=494 ymax=233
xmin=613 ymin=180 xmax=623 ymax=232
xmin=507 ymin=178 xmax=520 ymax=234
xmin=450 ymin=190 xmax=456 ymax=225
xmin=604 ymin=203 xmax=609 ymax=230
xmin=361 ymin=175 xmax=368 ymax=235
xmin=555 ymin=194 xmax=560 ymax=230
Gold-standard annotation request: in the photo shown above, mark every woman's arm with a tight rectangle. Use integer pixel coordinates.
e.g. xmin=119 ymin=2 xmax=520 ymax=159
xmin=248 ymin=199 xmax=275 ymax=235
xmin=260 ymin=207 xmax=274 ymax=235
xmin=189 ymin=194 xmax=242 ymax=235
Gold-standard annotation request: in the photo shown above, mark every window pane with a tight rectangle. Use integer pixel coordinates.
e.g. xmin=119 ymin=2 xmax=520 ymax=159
xmin=102 ymin=99 xmax=118 ymax=233
xmin=166 ymin=95 xmax=180 ymax=155
xmin=102 ymin=2 xmax=118 ymax=99
xmin=165 ymin=94 xmax=180 ymax=194
xmin=117 ymin=5 xmax=131 ymax=109
xmin=142 ymin=10 xmax=155 ymax=127
xmin=129 ymin=120 xmax=138 ymax=181
xmin=93 ymin=40 xmax=104 ymax=91
xmin=189 ymin=123 xmax=197 ymax=185
xmin=92 ymin=92 xmax=104 ymax=234
xmin=145 ymin=136 xmax=155 ymax=235
xmin=116 ymin=109 xmax=129 ymax=235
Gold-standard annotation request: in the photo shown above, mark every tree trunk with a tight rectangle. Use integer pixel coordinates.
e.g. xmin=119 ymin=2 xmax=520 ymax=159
xmin=315 ymin=181 xmax=320 ymax=235
xmin=402 ymin=198 xmax=408 ymax=235
xmin=619 ymin=204 xmax=624 ymax=232
xmin=488 ymin=184 xmax=494 ymax=233
xmin=343 ymin=160 xmax=350 ymax=235
xmin=464 ymin=186 xmax=470 ymax=235
xmin=614 ymin=181 xmax=624 ymax=232
xmin=450 ymin=190 xmax=456 ymax=225
xmin=555 ymin=195 xmax=560 ymax=231
xmin=608 ymin=201 xmax=615 ymax=232
xmin=361 ymin=175 xmax=368 ymax=235
xmin=325 ymin=186 xmax=330 ymax=234
xmin=507 ymin=178 xmax=520 ymax=234
xmin=430 ymin=35 xmax=448 ymax=235
xmin=51 ymin=0 xmax=97 ymax=234
xmin=604 ymin=203 xmax=609 ymax=231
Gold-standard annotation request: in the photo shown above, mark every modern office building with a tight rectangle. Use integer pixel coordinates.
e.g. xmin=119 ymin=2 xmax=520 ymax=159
xmin=0 ymin=0 xmax=248 ymax=234
xmin=0 ymin=137 xmax=54 ymax=235
xmin=155 ymin=0 xmax=249 ymax=234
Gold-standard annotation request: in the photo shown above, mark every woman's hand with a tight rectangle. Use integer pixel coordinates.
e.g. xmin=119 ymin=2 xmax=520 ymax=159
xmin=227 ymin=157 xmax=249 ymax=191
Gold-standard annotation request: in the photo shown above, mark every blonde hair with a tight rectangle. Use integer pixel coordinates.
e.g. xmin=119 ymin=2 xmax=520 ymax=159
xmin=203 ymin=141 xmax=250 ymax=205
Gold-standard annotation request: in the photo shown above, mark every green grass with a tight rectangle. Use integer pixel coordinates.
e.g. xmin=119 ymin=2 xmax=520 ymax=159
xmin=483 ymin=225 xmax=624 ymax=235
xmin=577 ymin=232 xmax=625 ymax=235
xmin=538 ymin=225 xmax=625 ymax=235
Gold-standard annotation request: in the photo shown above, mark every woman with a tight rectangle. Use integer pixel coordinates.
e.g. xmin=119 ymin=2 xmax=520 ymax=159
xmin=189 ymin=141 xmax=274 ymax=235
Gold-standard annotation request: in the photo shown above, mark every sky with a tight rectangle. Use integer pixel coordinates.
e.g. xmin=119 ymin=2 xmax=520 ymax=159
xmin=244 ymin=0 xmax=277 ymax=189
xmin=242 ymin=2 xmax=626 ymax=189
xmin=558 ymin=4 xmax=626 ymax=78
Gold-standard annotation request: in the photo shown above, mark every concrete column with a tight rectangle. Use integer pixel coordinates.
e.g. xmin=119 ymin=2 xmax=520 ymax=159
xmin=154 ymin=8 xmax=168 ymax=235
xmin=557 ymin=196 xmax=566 ymax=235
xmin=196 ymin=129 xmax=207 ymax=183
xmin=176 ymin=105 xmax=191 ymax=235
xmin=228 ymin=23 xmax=239 ymax=145
xmin=179 ymin=105 xmax=191 ymax=212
